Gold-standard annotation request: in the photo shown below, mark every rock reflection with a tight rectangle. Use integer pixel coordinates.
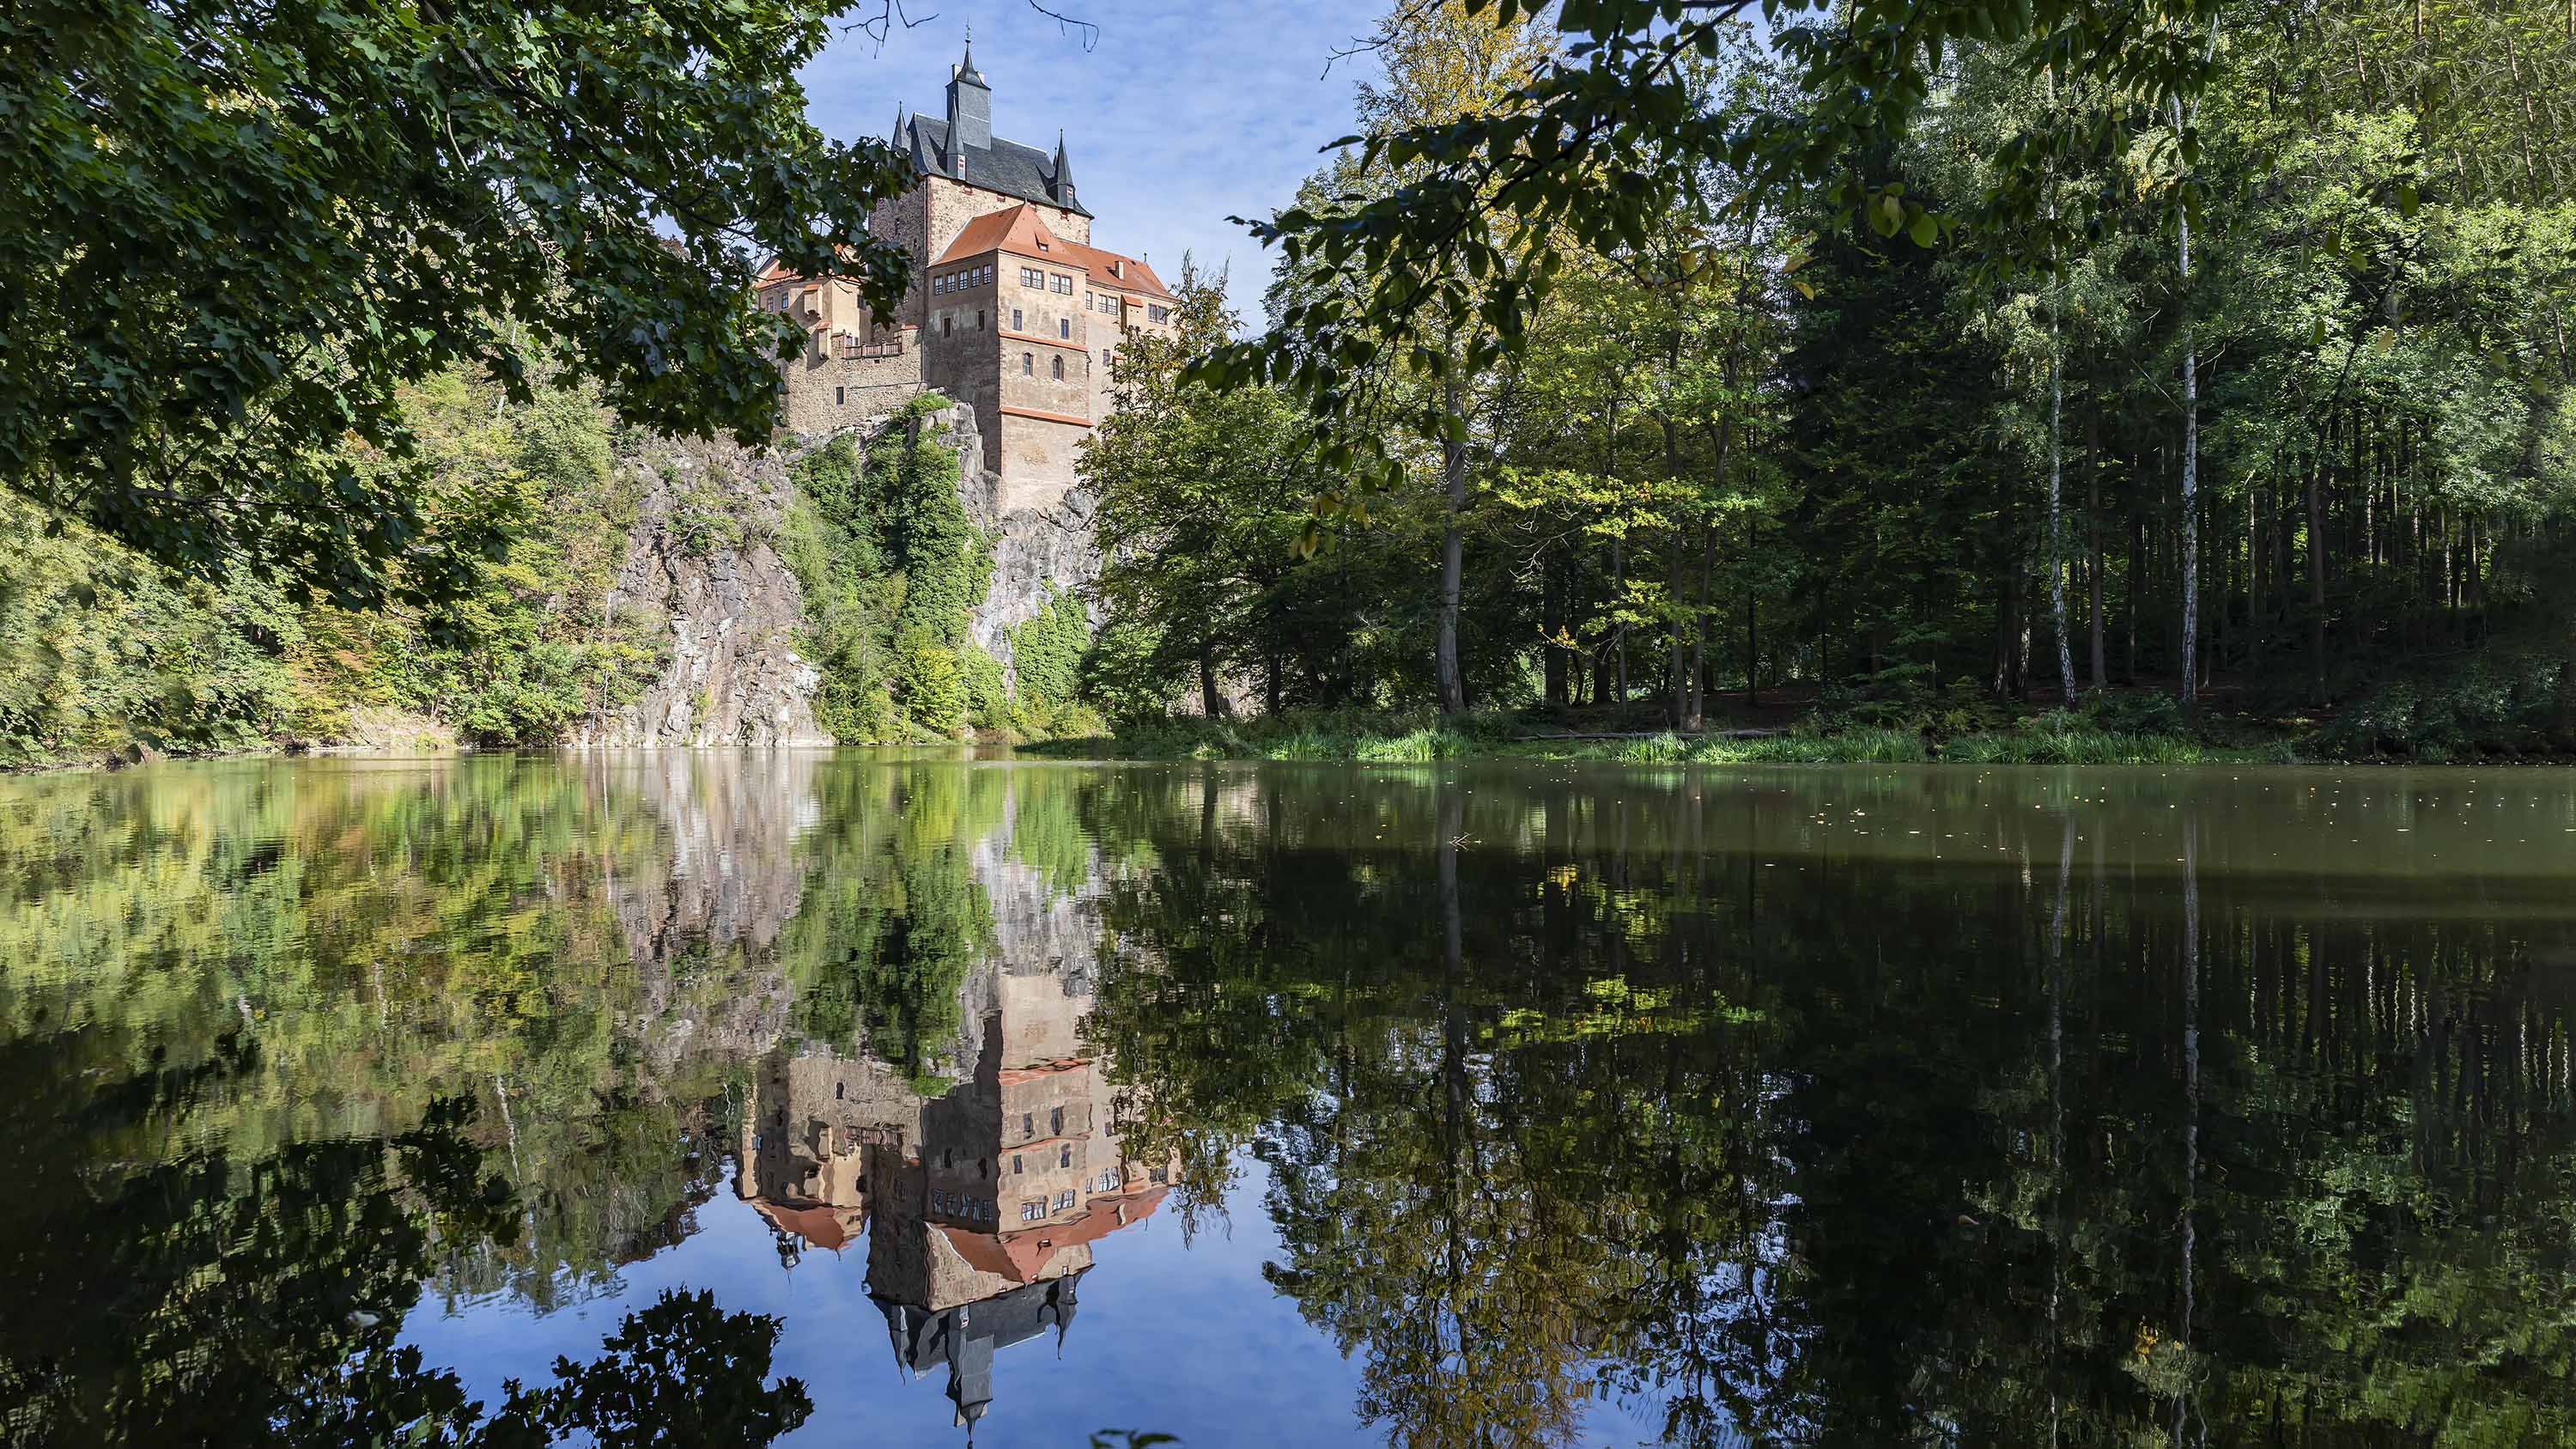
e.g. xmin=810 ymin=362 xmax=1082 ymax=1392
xmin=738 ymin=771 xmax=1176 ymax=1429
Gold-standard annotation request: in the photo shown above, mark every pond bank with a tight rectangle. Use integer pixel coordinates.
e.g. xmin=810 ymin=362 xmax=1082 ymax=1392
xmin=1023 ymin=713 xmax=2299 ymax=765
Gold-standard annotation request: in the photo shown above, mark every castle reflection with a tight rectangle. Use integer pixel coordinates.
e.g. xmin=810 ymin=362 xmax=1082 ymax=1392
xmin=736 ymin=954 xmax=1175 ymax=1429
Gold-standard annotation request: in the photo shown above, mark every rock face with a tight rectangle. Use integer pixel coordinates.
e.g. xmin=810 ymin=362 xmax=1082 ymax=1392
xmin=598 ymin=750 xmax=811 ymax=1081
xmin=574 ymin=395 xmax=1102 ymax=746
xmin=938 ymin=401 xmax=1103 ymax=687
xmin=574 ymin=433 xmax=829 ymax=747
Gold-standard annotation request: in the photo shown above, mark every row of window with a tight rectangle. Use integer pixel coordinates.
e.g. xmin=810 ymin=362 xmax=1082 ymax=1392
xmin=1017 ymin=1190 xmax=1079 ymax=1222
xmin=1021 ymin=1108 xmax=1066 ymax=1140
xmin=930 ymin=1189 xmax=996 ymax=1223
xmin=933 ymin=265 xmax=993 ymax=295
xmin=1146 ymin=303 xmax=1170 ymax=324
xmin=1015 ymin=265 xmax=1078 ymax=295
xmin=1006 ymin=1143 xmax=1080 ymax=1172
xmin=1022 ymin=352 xmax=1067 ymax=380
xmin=1093 ymin=1170 xmax=1121 ymax=1193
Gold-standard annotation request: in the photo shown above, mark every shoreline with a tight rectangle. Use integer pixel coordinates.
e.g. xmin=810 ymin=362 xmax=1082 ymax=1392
xmin=1015 ymin=709 xmax=2576 ymax=769
xmin=16 ymin=716 xmax=2576 ymax=776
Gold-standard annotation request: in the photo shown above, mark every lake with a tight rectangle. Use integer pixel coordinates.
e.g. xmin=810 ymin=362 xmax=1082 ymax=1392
xmin=4 ymin=753 xmax=2573 ymax=1446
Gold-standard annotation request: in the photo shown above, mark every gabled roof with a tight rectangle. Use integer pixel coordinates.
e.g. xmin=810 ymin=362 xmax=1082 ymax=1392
xmin=933 ymin=204 xmax=1173 ymax=300
xmin=938 ymin=1185 xmax=1170 ymax=1283
xmin=908 ymin=115 xmax=1091 ymax=219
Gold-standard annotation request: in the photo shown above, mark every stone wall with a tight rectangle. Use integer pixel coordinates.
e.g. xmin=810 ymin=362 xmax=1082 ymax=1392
xmin=778 ymin=342 xmax=923 ymax=437
xmin=924 ymin=400 xmax=1103 ymax=688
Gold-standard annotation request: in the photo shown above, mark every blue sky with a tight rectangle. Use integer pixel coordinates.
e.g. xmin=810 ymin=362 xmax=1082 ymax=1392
xmin=798 ymin=0 xmax=1389 ymax=320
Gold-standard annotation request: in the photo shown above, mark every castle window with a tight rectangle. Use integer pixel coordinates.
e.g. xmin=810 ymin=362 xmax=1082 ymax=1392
xmin=933 ymin=274 xmax=946 ymax=294
xmin=942 ymin=316 xmax=951 ymax=336
xmin=835 ymin=386 xmax=845 ymax=405
xmin=1021 ymin=352 xmax=1032 ymax=375
xmin=976 ymin=310 xmax=985 ymax=329
xmin=1012 ymin=308 xmax=1023 ymax=330
xmin=1020 ymin=266 xmax=1042 ymax=289
xmin=1147 ymin=304 xmax=1170 ymax=324
xmin=1058 ymin=318 xmax=1070 ymax=339
xmin=1022 ymin=1112 xmax=1034 ymax=1137
xmin=1050 ymin=356 xmax=1064 ymax=380
xmin=1051 ymin=1107 xmax=1063 ymax=1135
xmin=1055 ymin=1190 xmax=1075 ymax=1211
xmin=1051 ymin=273 xmax=1072 ymax=294
xmin=1012 ymin=1154 xmax=1023 ymax=1174
xmin=1021 ymin=1198 xmax=1043 ymax=1222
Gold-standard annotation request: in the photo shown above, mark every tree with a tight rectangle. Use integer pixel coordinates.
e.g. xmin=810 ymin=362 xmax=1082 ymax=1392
xmin=2 ymin=0 xmax=915 ymax=609
xmin=1196 ymin=0 xmax=2230 ymax=527
xmin=1086 ymin=260 xmax=1340 ymax=715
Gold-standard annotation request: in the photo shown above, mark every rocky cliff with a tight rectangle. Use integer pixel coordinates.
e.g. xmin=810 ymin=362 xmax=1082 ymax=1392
xmin=936 ymin=402 xmax=1103 ymax=691
xmin=573 ymin=433 xmax=829 ymax=747
xmin=576 ymin=396 xmax=1099 ymax=747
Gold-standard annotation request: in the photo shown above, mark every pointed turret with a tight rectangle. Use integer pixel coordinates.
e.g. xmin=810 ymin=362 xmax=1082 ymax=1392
xmin=945 ymin=33 xmax=991 ymax=153
xmin=1051 ymin=131 xmax=1076 ymax=209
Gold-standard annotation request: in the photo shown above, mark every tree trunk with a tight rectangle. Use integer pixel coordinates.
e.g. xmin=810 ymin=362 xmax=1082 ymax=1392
xmin=2172 ymin=92 xmax=2202 ymax=706
xmin=1665 ymin=400 xmax=1691 ymax=730
xmin=1744 ymin=574 xmax=1759 ymax=709
xmin=2308 ymin=446 xmax=2329 ymax=703
xmin=2087 ymin=406 xmax=2106 ymax=688
xmin=1436 ymin=374 xmax=1467 ymax=715
xmin=1199 ymin=640 xmax=1226 ymax=717
xmin=1542 ymin=547 xmax=1568 ymax=709
xmin=2046 ymin=161 xmax=2076 ymax=703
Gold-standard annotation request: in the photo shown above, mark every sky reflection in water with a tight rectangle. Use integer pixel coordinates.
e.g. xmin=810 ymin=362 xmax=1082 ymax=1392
xmin=4 ymin=753 xmax=2574 ymax=1446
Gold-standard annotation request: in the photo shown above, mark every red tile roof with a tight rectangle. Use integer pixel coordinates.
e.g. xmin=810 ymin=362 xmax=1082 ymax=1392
xmin=936 ymin=1185 xmax=1171 ymax=1282
xmin=934 ymin=204 xmax=1172 ymax=299
xmin=751 ymin=1199 xmax=862 ymax=1251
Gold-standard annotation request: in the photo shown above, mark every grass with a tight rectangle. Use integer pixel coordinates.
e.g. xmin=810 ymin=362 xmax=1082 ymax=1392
xmin=1020 ymin=709 xmax=2301 ymax=767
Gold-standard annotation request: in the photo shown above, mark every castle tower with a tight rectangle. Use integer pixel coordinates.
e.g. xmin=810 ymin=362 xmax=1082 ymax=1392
xmin=762 ymin=39 xmax=1178 ymax=512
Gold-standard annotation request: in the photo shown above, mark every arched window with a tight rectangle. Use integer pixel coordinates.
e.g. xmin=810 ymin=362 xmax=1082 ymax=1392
xmin=1050 ymin=356 xmax=1064 ymax=381
xmin=1021 ymin=352 xmax=1033 ymax=375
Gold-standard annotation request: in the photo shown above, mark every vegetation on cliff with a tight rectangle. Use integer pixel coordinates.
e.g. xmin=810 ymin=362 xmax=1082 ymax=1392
xmin=781 ymin=394 xmax=1097 ymax=744
xmin=0 ymin=372 xmax=664 ymax=767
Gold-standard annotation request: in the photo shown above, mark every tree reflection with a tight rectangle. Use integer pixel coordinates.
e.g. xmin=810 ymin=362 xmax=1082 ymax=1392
xmin=1084 ymin=764 xmax=2576 ymax=1446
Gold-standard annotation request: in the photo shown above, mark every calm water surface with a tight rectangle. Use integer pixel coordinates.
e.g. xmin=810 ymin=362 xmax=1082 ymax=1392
xmin=6 ymin=754 xmax=2575 ymax=1446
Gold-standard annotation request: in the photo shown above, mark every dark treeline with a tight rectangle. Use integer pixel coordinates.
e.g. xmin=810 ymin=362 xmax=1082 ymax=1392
xmin=1086 ymin=1 xmax=2575 ymax=756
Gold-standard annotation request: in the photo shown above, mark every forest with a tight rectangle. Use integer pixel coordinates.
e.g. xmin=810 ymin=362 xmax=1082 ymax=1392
xmin=3 ymin=0 xmax=2571 ymax=765
xmin=1080 ymin=0 xmax=2576 ymax=761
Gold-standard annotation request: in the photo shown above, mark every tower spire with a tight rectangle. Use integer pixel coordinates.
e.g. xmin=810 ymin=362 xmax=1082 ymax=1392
xmin=1052 ymin=130 xmax=1076 ymax=206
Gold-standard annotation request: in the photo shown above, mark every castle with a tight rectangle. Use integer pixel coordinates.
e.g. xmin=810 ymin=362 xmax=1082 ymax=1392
xmin=737 ymin=958 xmax=1179 ymax=1430
xmin=762 ymin=40 xmax=1176 ymax=515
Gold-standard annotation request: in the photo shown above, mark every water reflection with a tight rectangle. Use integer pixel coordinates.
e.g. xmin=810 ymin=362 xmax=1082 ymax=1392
xmin=3 ymin=755 xmax=2575 ymax=1446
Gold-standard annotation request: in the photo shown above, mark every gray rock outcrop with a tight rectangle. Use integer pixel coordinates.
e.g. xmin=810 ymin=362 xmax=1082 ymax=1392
xmin=573 ymin=433 xmax=829 ymax=747
xmin=936 ymin=402 xmax=1103 ymax=689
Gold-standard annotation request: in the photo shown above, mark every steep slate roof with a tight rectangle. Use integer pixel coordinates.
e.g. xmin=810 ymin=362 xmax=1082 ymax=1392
xmin=907 ymin=114 xmax=1092 ymax=219
xmin=933 ymin=204 xmax=1174 ymax=299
